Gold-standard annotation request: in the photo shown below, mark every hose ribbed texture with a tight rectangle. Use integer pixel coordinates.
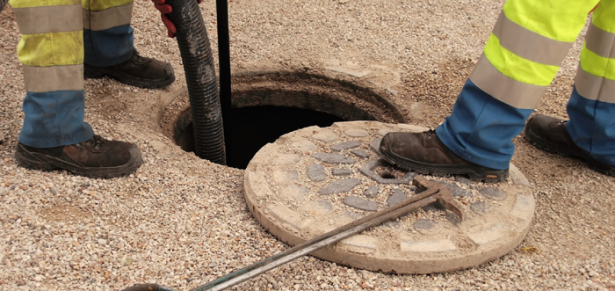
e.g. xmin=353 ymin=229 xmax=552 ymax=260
xmin=167 ymin=0 xmax=226 ymax=165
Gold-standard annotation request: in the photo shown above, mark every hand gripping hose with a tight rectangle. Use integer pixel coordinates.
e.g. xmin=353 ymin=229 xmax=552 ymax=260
xmin=166 ymin=0 xmax=227 ymax=165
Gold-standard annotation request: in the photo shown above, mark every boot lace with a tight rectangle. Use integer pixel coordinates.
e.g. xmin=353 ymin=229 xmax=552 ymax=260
xmin=131 ymin=51 xmax=149 ymax=65
xmin=84 ymin=135 xmax=106 ymax=150
xmin=424 ymin=129 xmax=436 ymax=139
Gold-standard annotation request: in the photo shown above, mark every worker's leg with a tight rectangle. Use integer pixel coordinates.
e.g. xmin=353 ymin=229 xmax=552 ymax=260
xmin=82 ymin=0 xmax=134 ymax=67
xmin=380 ymin=0 xmax=599 ymax=181
xmin=10 ymin=0 xmax=143 ymax=178
xmin=566 ymin=0 xmax=615 ymax=166
xmin=10 ymin=0 xmax=93 ymax=148
xmin=435 ymin=0 xmax=599 ymax=170
xmin=82 ymin=0 xmax=175 ymax=88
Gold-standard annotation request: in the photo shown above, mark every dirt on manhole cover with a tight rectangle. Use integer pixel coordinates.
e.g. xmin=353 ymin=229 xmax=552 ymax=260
xmin=244 ymin=121 xmax=535 ymax=274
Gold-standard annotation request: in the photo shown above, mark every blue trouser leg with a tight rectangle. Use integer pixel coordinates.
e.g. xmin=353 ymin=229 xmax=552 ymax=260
xmin=436 ymin=79 xmax=533 ymax=170
xmin=19 ymin=91 xmax=94 ymax=148
xmin=84 ymin=25 xmax=135 ymax=67
xmin=567 ymin=87 xmax=615 ymax=166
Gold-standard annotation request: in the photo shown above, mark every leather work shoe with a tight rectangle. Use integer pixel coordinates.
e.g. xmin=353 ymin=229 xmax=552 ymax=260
xmin=15 ymin=135 xmax=143 ymax=179
xmin=524 ymin=114 xmax=615 ymax=176
xmin=85 ymin=51 xmax=175 ymax=89
xmin=379 ymin=130 xmax=509 ymax=183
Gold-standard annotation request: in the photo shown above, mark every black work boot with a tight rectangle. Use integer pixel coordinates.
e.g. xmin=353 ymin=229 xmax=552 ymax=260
xmin=15 ymin=135 xmax=143 ymax=179
xmin=84 ymin=51 xmax=175 ymax=89
xmin=524 ymin=114 xmax=615 ymax=176
xmin=379 ymin=130 xmax=509 ymax=182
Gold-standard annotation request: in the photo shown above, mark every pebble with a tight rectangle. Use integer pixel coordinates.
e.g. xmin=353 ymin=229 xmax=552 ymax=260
xmin=344 ymin=128 xmax=369 ymax=137
xmin=332 ymin=168 xmax=353 ymax=176
xmin=413 ymin=219 xmax=438 ymax=234
xmin=438 ymin=181 xmax=472 ymax=197
xmin=386 ymin=189 xmax=407 ymax=206
xmin=470 ymin=202 xmax=491 ymax=215
xmin=291 ymin=140 xmax=317 ymax=151
xmin=331 ymin=140 xmax=361 ymax=152
xmin=319 ymin=178 xmax=362 ymax=195
xmin=369 ymin=138 xmax=383 ymax=154
xmin=364 ymin=186 xmax=379 ymax=198
xmin=281 ymin=185 xmax=310 ymax=199
xmin=454 ymin=175 xmax=473 ymax=185
xmin=301 ymin=200 xmax=334 ymax=215
xmin=313 ymin=131 xmax=339 ymax=143
xmin=480 ymin=187 xmax=507 ymax=201
xmin=343 ymin=196 xmax=378 ymax=211
xmin=307 ymin=164 xmax=327 ymax=181
xmin=311 ymin=153 xmax=356 ymax=164
xmin=350 ymin=149 xmax=370 ymax=159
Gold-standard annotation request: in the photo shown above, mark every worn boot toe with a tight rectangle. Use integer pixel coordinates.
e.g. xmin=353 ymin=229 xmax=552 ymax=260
xmin=379 ymin=130 xmax=508 ymax=183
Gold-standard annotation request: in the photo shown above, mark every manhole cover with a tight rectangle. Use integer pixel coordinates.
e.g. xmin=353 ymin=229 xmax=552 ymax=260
xmin=244 ymin=121 xmax=535 ymax=274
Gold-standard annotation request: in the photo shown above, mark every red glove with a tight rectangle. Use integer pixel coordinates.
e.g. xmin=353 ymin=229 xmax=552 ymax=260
xmin=152 ymin=0 xmax=203 ymax=38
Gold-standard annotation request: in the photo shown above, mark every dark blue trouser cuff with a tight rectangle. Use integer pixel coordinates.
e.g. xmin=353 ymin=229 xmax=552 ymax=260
xmin=436 ymin=79 xmax=533 ymax=170
xmin=567 ymin=86 xmax=615 ymax=166
xmin=19 ymin=90 xmax=94 ymax=148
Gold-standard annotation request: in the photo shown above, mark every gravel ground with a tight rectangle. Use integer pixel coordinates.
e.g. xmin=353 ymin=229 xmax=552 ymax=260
xmin=1 ymin=0 xmax=615 ymax=290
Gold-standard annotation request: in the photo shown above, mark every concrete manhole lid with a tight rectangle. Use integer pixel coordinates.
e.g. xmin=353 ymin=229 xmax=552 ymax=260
xmin=244 ymin=121 xmax=535 ymax=274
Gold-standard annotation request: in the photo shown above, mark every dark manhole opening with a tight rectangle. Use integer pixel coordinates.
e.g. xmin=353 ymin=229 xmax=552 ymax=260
xmin=168 ymin=72 xmax=406 ymax=169
xmin=177 ymin=106 xmax=344 ymax=169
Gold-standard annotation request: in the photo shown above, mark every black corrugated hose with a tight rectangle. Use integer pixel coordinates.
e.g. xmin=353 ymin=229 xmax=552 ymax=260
xmin=0 ymin=0 xmax=7 ymax=13
xmin=166 ymin=0 xmax=227 ymax=165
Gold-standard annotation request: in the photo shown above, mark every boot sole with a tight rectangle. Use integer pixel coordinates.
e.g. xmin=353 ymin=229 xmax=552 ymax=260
xmin=379 ymin=147 xmax=509 ymax=183
xmin=84 ymin=65 xmax=175 ymax=89
xmin=523 ymin=126 xmax=588 ymax=160
xmin=524 ymin=126 xmax=615 ymax=176
xmin=15 ymin=144 xmax=143 ymax=179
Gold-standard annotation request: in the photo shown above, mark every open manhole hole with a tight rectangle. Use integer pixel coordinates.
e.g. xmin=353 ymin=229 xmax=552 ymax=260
xmin=162 ymin=71 xmax=406 ymax=169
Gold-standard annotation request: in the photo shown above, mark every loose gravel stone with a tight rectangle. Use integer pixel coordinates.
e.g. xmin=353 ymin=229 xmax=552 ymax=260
xmin=306 ymin=164 xmax=327 ymax=181
xmin=438 ymin=181 xmax=472 ymax=197
xmin=311 ymin=153 xmax=356 ymax=164
xmin=331 ymin=140 xmax=361 ymax=152
xmin=343 ymin=196 xmax=378 ymax=212
xmin=480 ymin=187 xmax=507 ymax=201
xmin=332 ymin=168 xmax=353 ymax=176
xmin=369 ymin=138 xmax=383 ymax=154
xmin=273 ymin=170 xmax=299 ymax=183
xmin=343 ymin=211 xmax=364 ymax=220
xmin=301 ymin=200 xmax=334 ymax=215
xmin=290 ymin=139 xmax=317 ymax=151
xmin=319 ymin=178 xmax=362 ymax=195
xmin=386 ymin=189 xmax=407 ymax=206
xmin=454 ymin=175 xmax=473 ymax=185
xmin=344 ymin=128 xmax=369 ymax=137
xmin=364 ymin=186 xmax=379 ymax=198
xmin=413 ymin=219 xmax=437 ymax=234
xmin=281 ymin=185 xmax=310 ymax=199
xmin=350 ymin=149 xmax=370 ymax=159
xmin=470 ymin=202 xmax=491 ymax=215
xmin=313 ymin=131 xmax=339 ymax=143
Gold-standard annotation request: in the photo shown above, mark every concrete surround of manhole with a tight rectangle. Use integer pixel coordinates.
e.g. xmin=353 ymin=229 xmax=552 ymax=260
xmin=244 ymin=121 xmax=535 ymax=274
